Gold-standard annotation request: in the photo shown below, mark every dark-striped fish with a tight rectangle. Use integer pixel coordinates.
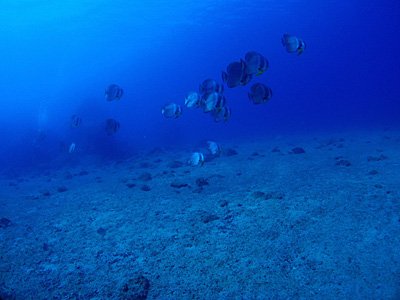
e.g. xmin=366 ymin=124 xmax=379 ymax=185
xmin=105 ymin=84 xmax=124 ymax=101
xmin=222 ymin=60 xmax=249 ymax=88
xmin=105 ymin=118 xmax=120 ymax=135
xmin=199 ymin=79 xmax=224 ymax=96
xmin=244 ymin=51 xmax=269 ymax=76
xmin=248 ymin=83 xmax=272 ymax=104
xmin=70 ymin=114 xmax=82 ymax=128
xmin=212 ymin=105 xmax=231 ymax=122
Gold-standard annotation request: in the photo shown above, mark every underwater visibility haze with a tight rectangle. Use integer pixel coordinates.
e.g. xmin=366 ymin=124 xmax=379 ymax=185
xmin=0 ymin=0 xmax=399 ymax=298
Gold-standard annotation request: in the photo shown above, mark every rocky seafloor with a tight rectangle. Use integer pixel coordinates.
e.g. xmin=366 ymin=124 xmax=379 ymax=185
xmin=1 ymin=130 xmax=399 ymax=299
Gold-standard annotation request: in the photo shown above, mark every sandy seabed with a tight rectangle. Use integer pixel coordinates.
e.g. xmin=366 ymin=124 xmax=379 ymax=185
xmin=1 ymin=129 xmax=399 ymax=299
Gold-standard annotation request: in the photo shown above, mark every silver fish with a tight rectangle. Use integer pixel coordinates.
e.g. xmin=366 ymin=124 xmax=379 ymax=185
xmin=281 ymin=33 xmax=305 ymax=55
xmin=68 ymin=143 xmax=76 ymax=153
xmin=161 ymin=103 xmax=182 ymax=119
xmin=203 ymin=92 xmax=226 ymax=113
xmin=188 ymin=152 xmax=205 ymax=166
xmin=184 ymin=91 xmax=201 ymax=108
xmin=207 ymin=141 xmax=221 ymax=156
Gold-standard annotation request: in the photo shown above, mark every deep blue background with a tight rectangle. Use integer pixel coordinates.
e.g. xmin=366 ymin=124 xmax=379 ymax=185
xmin=0 ymin=0 xmax=399 ymax=168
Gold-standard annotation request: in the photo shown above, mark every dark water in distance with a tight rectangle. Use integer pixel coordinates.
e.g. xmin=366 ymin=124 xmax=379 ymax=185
xmin=0 ymin=0 xmax=399 ymax=168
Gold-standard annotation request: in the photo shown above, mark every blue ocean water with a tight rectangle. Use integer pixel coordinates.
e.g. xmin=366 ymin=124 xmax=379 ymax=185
xmin=0 ymin=0 xmax=398 ymax=167
xmin=0 ymin=1 xmax=399 ymax=298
